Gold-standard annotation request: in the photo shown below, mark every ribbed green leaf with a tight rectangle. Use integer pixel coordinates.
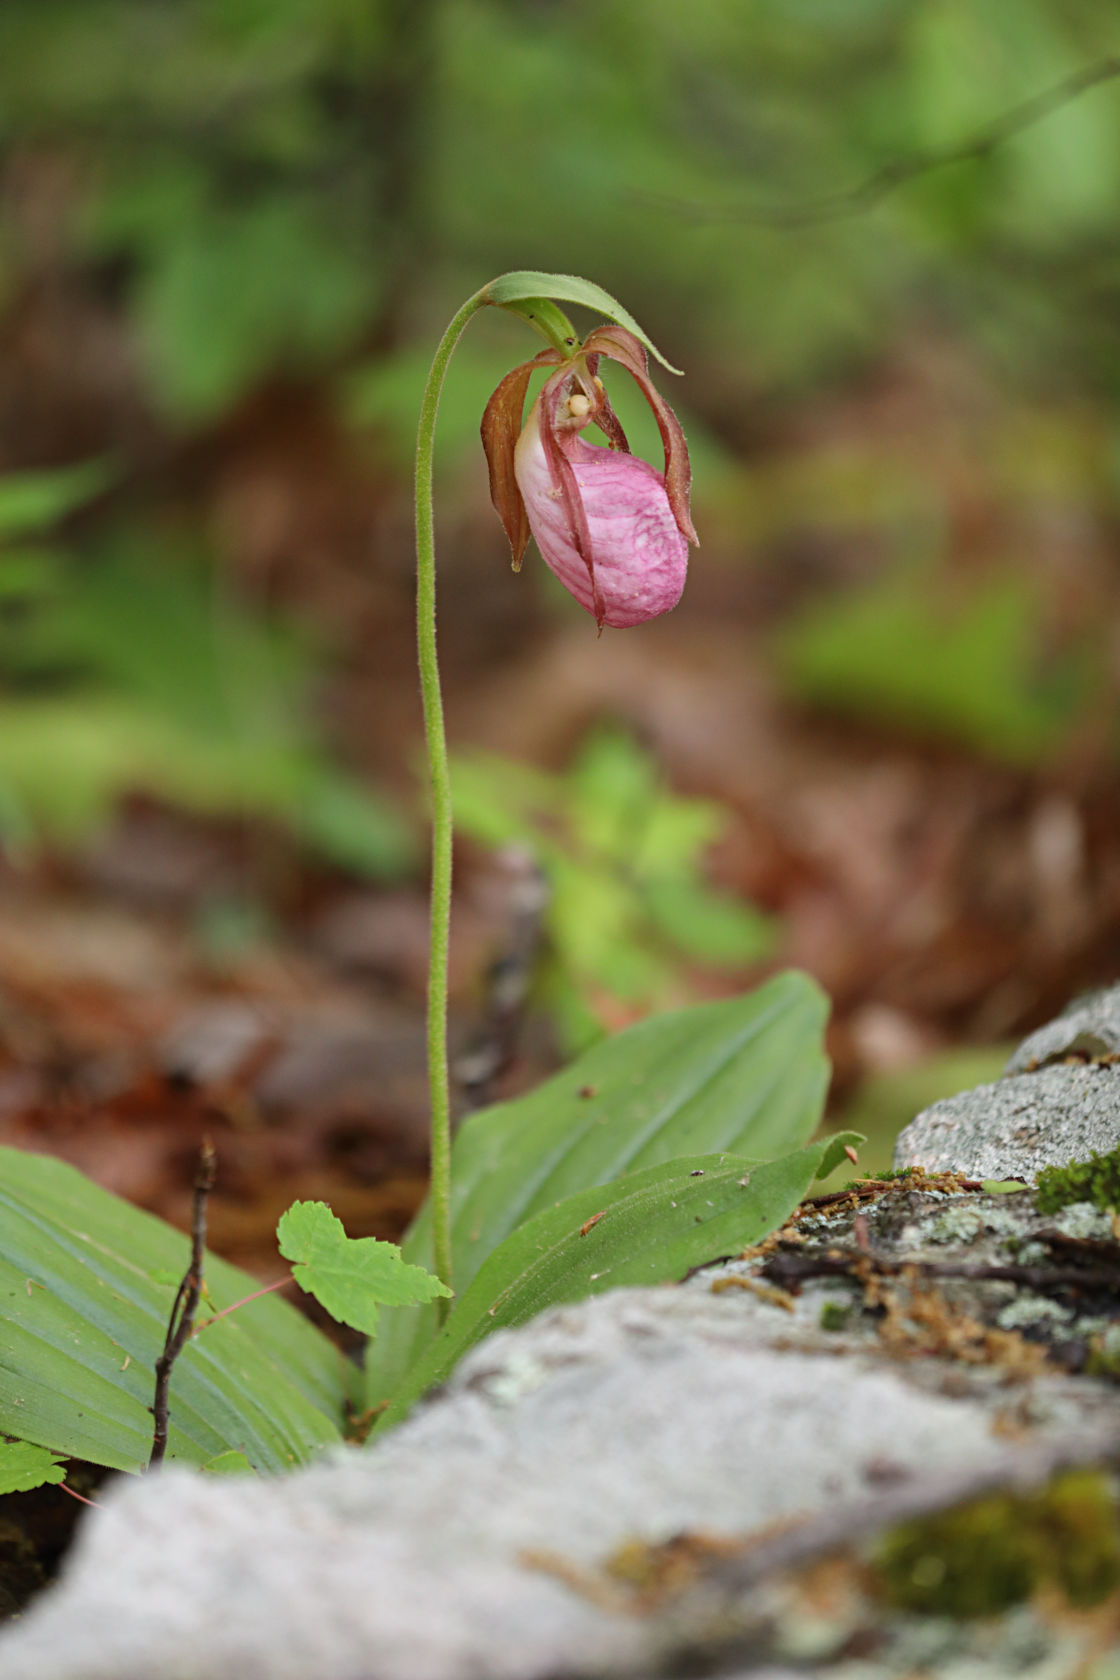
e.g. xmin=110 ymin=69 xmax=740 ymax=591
xmin=0 ymin=1148 xmax=347 ymax=1474
xmin=366 ymin=972 xmax=830 ymax=1407
xmin=373 ymin=1133 xmax=859 ymax=1436
xmin=482 ymin=272 xmax=682 ymax=372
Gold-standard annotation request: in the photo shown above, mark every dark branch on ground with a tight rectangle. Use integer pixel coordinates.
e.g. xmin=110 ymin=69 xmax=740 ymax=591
xmin=633 ymin=56 xmax=1120 ymax=229
xmin=148 ymin=1140 xmax=216 ymax=1470
xmin=801 ymin=1176 xmax=990 ymax=1211
xmin=761 ymin=1236 xmax=1120 ymax=1298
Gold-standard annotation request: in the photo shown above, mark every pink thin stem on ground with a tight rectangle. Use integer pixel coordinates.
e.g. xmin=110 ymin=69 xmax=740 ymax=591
xmin=59 ymin=1483 xmax=105 ymax=1510
xmin=194 ymin=1275 xmax=296 ymax=1331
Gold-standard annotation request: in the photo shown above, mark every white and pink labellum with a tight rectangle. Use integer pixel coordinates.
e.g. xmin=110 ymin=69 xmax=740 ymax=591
xmin=513 ymin=396 xmax=688 ymax=627
xmin=480 ymin=325 xmax=697 ymax=631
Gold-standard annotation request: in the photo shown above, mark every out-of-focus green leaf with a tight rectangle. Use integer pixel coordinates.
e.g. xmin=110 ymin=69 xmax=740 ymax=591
xmin=374 ymin=1132 xmax=860 ymax=1434
xmin=0 ymin=1147 xmax=347 ymax=1474
xmin=136 ymin=198 xmax=373 ymax=422
xmin=366 ymin=972 xmax=830 ymax=1407
xmin=777 ymin=570 xmax=1102 ymax=766
xmin=296 ymin=773 xmax=416 ymax=879
xmin=0 ymin=550 xmax=65 ymax=602
xmin=0 ymin=694 xmax=413 ymax=876
xmin=452 ymin=729 xmax=777 ymax=1042
xmin=277 ymin=1201 xmax=450 ymax=1337
xmin=0 ymin=1440 xmax=68 ymax=1495
xmin=643 ymin=878 xmax=775 ymax=965
xmin=0 ymin=548 xmax=414 ymax=874
xmin=0 ymin=461 xmax=113 ymax=540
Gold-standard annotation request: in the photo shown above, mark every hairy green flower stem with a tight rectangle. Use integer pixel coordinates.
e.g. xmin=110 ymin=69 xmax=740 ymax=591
xmin=415 ymin=284 xmax=577 ymax=1320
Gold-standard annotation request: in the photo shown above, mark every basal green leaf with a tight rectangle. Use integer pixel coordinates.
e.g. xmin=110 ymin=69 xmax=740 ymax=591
xmin=373 ymin=1133 xmax=860 ymax=1436
xmin=366 ymin=973 xmax=830 ymax=1407
xmin=0 ymin=1439 xmax=67 ymax=1495
xmin=277 ymin=1201 xmax=450 ymax=1337
xmin=0 ymin=1149 xmax=347 ymax=1474
xmin=483 ymin=272 xmax=682 ymax=373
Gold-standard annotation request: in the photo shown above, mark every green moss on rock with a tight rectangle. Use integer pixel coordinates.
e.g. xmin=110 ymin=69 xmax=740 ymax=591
xmin=1035 ymin=1143 xmax=1120 ymax=1216
xmin=875 ymin=1471 xmax=1120 ymax=1618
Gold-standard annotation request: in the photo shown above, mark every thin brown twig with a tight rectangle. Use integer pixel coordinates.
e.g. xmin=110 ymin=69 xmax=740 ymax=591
xmin=148 ymin=1140 xmax=216 ymax=1470
xmin=634 ymin=55 xmax=1120 ymax=229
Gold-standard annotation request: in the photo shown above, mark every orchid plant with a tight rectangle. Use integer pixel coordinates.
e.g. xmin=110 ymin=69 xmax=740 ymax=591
xmin=0 ymin=273 xmax=848 ymax=1490
xmin=413 ymin=271 xmax=698 ymax=1305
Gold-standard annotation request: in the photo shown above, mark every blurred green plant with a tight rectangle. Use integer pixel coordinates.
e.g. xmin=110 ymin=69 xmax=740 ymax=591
xmin=776 ymin=566 xmax=1106 ymax=765
xmin=4 ymin=1 xmax=1120 ymax=421
xmin=0 ymin=463 xmax=413 ymax=875
xmin=453 ymin=726 xmax=776 ymax=1049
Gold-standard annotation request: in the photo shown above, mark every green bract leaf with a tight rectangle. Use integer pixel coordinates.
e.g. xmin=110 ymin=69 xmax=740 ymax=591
xmin=277 ymin=1201 xmax=451 ymax=1338
xmin=0 ymin=1148 xmax=347 ymax=1474
xmin=374 ymin=1133 xmax=861 ymax=1436
xmin=0 ymin=1440 xmax=68 ymax=1495
xmin=366 ymin=973 xmax=829 ymax=1407
xmin=494 ymin=297 xmax=579 ymax=356
xmin=482 ymin=272 xmax=682 ymax=373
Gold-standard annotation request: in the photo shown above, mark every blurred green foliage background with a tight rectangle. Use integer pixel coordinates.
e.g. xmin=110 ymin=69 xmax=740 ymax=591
xmin=0 ymin=0 xmax=1118 ymax=1056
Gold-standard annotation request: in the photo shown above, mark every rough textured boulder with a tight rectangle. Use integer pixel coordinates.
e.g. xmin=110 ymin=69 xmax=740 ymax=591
xmin=4 ymin=994 xmax=1120 ymax=1680
xmin=895 ymin=983 xmax=1120 ymax=1181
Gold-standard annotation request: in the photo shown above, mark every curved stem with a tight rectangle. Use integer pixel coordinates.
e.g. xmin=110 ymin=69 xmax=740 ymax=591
xmin=415 ymin=287 xmax=488 ymax=1318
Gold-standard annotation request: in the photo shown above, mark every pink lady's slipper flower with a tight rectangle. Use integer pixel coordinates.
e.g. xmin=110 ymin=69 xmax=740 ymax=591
xmin=481 ymin=324 xmax=697 ymax=629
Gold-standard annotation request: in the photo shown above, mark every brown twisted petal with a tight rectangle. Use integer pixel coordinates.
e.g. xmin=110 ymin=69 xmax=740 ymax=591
xmin=581 ymin=324 xmax=698 ymax=547
xmin=480 ymin=348 xmax=561 ymax=570
xmin=581 ymin=353 xmax=630 ymax=454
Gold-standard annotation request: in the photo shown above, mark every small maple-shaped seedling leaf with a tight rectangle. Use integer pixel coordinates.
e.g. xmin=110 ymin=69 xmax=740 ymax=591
xmin=276 ymin=1201 xmax=451 ymax=1337
xmin=0 ymin=1440 xmax=68 ymax=1495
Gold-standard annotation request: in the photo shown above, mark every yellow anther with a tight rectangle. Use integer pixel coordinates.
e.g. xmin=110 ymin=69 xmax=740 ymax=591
xmin=568 ymin=393 xmax=592 ymax=419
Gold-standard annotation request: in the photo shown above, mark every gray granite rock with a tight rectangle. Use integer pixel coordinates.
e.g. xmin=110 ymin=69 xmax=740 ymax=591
xmin=894 ymin=1062 xmax=1120 ymax=1180
xmin=0 ymin=1296 xmax=999 ymax=1680
xmin=1005 ymin=984 xmax=1120 ymax=1075
xmin=2 ymin=1180 xmax=1118 ymax=1680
